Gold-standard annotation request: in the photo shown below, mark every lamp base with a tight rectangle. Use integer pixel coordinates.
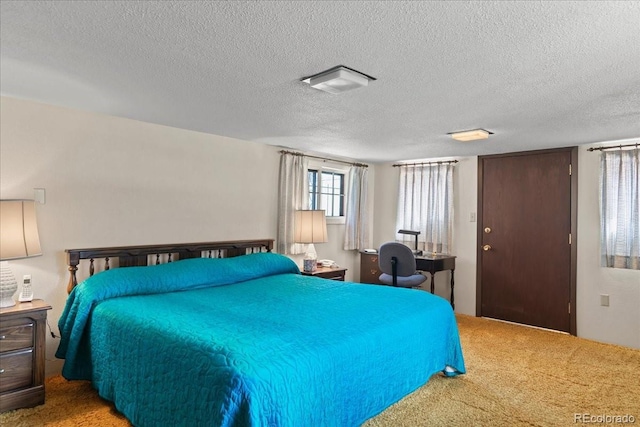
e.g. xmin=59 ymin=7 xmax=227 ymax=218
xmin=0 ymin=261 xmax=18 ymax=308
xmin=303 ymin=243 xmax=318 ymax=273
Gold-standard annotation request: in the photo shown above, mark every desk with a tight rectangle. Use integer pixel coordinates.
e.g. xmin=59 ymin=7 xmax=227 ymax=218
xmin=416 ymin=255 xmax=456 ymax=309
xmin=360 ymin=252 xmax=456 ymax=308
xmin=359 ymin=252 xmax=383 ymax=284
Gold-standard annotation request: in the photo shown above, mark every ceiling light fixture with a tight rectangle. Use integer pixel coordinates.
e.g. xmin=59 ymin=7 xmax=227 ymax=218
xmin=301 ymin=65 xmax=375 ymax=94
xmin=449 ymin=129 xmax=493 ymax=142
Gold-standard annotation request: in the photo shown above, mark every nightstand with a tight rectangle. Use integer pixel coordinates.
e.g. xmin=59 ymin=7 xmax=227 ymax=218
xmin=301 ymin=266 xmax=347 ymax=281
xmin=0 ymin=299 xmax=52 ymax=413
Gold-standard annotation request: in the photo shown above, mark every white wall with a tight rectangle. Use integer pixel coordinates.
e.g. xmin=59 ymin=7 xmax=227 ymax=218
xmin=372 ymin=147 xmax=639 ymax=349
xmin=0 ymin=97 xmax=362 ymax=375
xmin=576 ymin=141 xmax=640 ymax=348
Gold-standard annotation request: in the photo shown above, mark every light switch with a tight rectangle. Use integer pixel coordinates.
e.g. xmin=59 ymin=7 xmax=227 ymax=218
xmin=34 ymin=188 xmax=46 ymax=204
xmin=600 ymin=294 xmax=609 ymax=307
xmin=470 ymin=212 xmax=476 ymax=222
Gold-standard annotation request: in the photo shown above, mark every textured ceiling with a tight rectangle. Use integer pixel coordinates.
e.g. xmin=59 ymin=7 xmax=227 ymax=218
xmin=1 ymin=1 xmax=639 ymax=163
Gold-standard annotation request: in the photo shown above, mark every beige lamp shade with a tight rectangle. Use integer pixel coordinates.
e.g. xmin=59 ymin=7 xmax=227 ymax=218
xmin=0 ymin=200 xmax=42 ymax=261
xmin=293 ymin=210 xmax=328 ymax=244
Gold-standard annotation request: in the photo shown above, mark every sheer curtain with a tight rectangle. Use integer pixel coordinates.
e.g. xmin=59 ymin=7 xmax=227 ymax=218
xmin=600 ymin=148 xmax=640 ymax=269
xmin=343 ymin=166 xmax=369 ymax=250
xmin=395 ymin=163 xmax=454 ymax=254
xmin=277 ymin=153 xmax=308 ymax=255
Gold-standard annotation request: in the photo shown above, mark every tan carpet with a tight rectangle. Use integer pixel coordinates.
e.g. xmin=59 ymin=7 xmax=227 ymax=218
xmin=365 ymin=315 xmax=640 ymax=426
xmin=2 ymin=315 xmax=639 ymax=426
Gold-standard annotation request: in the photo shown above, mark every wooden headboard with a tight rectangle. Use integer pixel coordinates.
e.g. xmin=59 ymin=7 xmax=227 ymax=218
xmin=65 ymin=239 xmax=274 ymax=293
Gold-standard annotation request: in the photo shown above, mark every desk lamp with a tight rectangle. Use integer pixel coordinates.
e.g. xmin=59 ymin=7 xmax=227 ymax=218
xmin=0 ymin=200 xmax=42 ymax=307
xmin=398 ymin=229 xmax=422 ymax=256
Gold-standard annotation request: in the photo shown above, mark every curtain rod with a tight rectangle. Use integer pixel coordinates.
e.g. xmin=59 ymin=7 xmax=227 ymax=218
xmin=279 ymin=150 xmax=368 ymax=168
xmin=587 ymin=142 xmax=639 ymax=152
xmin=392 ymin=160 xmax=459 ymax=167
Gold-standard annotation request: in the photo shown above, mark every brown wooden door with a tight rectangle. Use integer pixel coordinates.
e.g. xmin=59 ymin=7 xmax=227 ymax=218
xmin=477 ymin=148 xmax=577 ymax=333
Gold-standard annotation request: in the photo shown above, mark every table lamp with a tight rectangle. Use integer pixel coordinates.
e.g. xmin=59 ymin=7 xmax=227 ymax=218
xmin=0 ymin=200 xmax=42 ymax=308
xmin=398 ymin=229 xmax=422 ymax=256
xmin=294 ymin=210 xmax=328 ymax=272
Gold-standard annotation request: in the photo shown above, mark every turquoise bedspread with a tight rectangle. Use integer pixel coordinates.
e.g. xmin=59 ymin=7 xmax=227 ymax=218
xmin=57 ymin=252 xmax=465 ymax=427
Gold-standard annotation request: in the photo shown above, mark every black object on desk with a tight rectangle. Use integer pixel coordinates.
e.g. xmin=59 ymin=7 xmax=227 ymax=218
xmin=415 ymin=255 xmax=456 ymax=309
xmin=397 ymin=229 xmax=423 ymax=256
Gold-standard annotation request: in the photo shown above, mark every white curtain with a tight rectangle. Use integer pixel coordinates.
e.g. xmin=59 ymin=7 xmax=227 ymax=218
xmin=395 ymin=163 xmax=454 ymax=254
xmin=600 ymin=149 xmax=640 ymax=269
xmin=343 ymin=166 xmax=369 ymax=250
xmin=277 ymin=153 xmax=308 ymax=254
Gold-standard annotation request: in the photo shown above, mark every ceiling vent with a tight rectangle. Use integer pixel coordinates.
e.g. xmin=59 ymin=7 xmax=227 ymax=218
xmin=301 ymin=66 xmax=375 ymax=94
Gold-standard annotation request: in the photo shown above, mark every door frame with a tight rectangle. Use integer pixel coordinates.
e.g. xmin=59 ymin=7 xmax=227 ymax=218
xmin=475 ymin=147 xmax=578 ymax=335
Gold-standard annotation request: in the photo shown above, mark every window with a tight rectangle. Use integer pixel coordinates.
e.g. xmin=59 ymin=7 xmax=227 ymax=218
xmin=395 ymin=163 xmax=454 ymax=254
xmin=600 ymin=149 xmax=639 ymax=269
xmin=308 ymin=169 xmax=345 ymax=217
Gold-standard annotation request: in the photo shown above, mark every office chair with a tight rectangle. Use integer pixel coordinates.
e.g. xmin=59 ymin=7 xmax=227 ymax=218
xmin=378 ymin=242 xmax=427 ymax=288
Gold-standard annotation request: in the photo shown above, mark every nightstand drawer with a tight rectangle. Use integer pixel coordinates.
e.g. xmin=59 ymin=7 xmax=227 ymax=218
xmin=0 ymin=349 xmax=34 ymax=393
xmin=300 ymin=266 xmax=347 ymax=281
xmin=0 ymin=300 xmax=51 ymax=413
xmin=360 ymin=252 xmax=383 ymax=284
xmin=0 ymin=323 xmax=34 ymax=353
xmin=316 ymin=270 xmax=345 ymax=280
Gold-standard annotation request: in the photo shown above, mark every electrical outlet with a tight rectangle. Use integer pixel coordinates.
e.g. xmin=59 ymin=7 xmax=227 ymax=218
xmin=600 ymin=294 xmax=609 ymax=307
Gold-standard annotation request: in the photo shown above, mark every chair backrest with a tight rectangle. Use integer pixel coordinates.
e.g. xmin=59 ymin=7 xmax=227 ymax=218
xmin=378 ymin=242 xmax=417 ymax=277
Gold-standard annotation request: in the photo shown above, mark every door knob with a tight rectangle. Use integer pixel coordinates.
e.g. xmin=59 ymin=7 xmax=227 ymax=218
xmin=484 ymin=227 xmax=492 ymax=233
xmin=482 ymin=245 xmax=492 ymax=251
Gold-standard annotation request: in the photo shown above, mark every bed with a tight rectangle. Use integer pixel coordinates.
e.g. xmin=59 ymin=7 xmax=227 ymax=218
xmin=56 ymin=239 xmax=465 ymax=427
